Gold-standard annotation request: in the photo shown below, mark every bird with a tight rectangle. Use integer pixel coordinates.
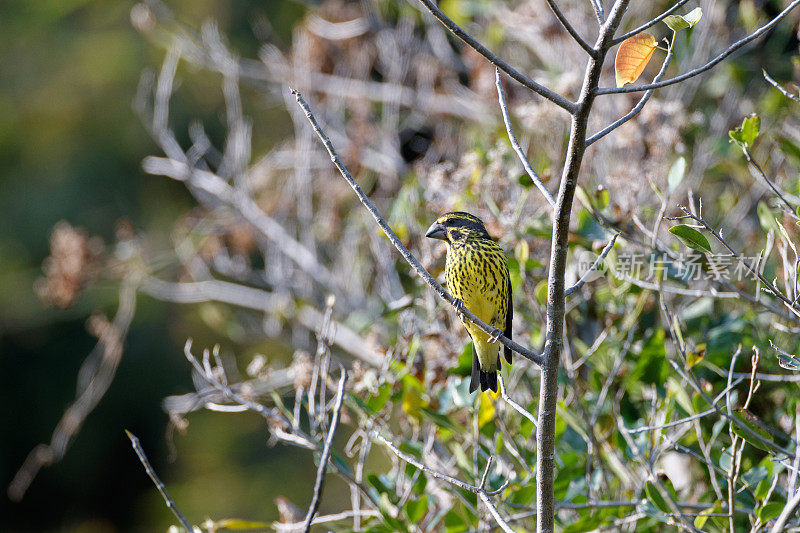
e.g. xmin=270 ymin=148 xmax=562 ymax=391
xmin=425 ymin=212 xmax=512 ymax=393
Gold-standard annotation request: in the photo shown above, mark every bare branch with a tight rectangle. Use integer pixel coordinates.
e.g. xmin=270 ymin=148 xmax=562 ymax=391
xmin=373 ymin=432 xmax=514 ymax=533
xmin=302 ymin=367 xmax=347 ymax=532
xmin=741 ymin=146 xmax=798 ymax=219
xmin=565 ymin=232 xmax=619 ymax=295
xmin=763 ymin=69 xmax=800 ymax=103
xmin=588 ymin=0 xmax=605 ymax=24
xmin=415 ymin=0 xmax=577 ymax=113
xmin=597 ymin=0 xmax=800 ymax=95
xmin=292 ymin=89 xmax=544 ymax=367
xmin=140 ymin=276 xmax=383 ymax=366
xmin=126 ymin=431 xmax=194 ymax=532
xmin=542 ymin=0 xmax=597 ymax=55
xmin=141 ymin=157 xmax=342 ymax=294
xmin=770 ymin=489 xmax=800 ymax=533
xmin=498 ymin=376 xmax=538 ymax=428
xmin=612 ymin=0 xmax=692 ymax=45
xmin=495 ymin=69 xmax=556 ymax=209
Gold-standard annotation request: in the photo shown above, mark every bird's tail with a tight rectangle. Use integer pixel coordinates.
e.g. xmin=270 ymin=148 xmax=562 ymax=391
xmin=469 ymin=349 xmax=499 ymax=393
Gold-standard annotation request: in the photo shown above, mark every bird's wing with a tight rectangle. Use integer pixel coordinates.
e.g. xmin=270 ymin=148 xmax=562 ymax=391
xmin=503 ymin=273 xmax=512 ymax=364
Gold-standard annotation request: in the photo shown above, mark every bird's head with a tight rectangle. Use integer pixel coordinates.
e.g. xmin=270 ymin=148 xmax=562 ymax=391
xmin=425 ymin=212 xmax=491 ymax=245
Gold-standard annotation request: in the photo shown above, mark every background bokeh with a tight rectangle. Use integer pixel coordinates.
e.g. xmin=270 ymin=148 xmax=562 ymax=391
xmin=1 ymin=2 xmax=315 ymax=531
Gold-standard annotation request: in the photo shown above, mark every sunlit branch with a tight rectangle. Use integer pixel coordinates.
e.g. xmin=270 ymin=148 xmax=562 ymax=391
xmin=498 ymin=376 xmax=538 ymax=428
xmin=495 ymin=69 xmax=556 ymax=209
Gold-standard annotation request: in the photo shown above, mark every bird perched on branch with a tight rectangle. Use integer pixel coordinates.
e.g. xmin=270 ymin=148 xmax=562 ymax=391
xmin=426 ymin=212 xmax=512 ymax=393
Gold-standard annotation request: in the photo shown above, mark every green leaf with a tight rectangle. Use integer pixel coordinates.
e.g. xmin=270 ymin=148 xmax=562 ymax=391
xmin=683 ymin=7 xmax=703 ymax=26
xmin=663 ymin=7 xmax=703 ymax=31
xmin=729 ymin=114 xmax=760 ymax=147
xmin=419 ymin=407 xmax=459 ymax=431
xmin=368 ymin=473 xmax=396 ymax=497
xmin=645 ymin=481 xmax=671 ymax=513
xmin=741 ymin=465 xmax=769 ymax=488
xmin=775 ymin=350 xmax=800 ymax=371
xmin=534 ymin=279 xmax=548 ymax=305
xmin=405 ymin=495 xmax=428 ymax=523
xmin=669 ymin=224 xmax=712 ymax=253
xmin=443 ymin=509 xmax=469 ymax=533
xmin=366 ymin=383 xmax=392 ymax=413
xmin=757 ymin=201 xmax=778 ymax=231
xmin=667 ymin=156 xmax=686 ymax=193
xmin=731 ymin=408 xmax=776 ymax=452
xmin=595 ymin=186 xmax=610 ymax=210
xmin=758 ymin=502 xmax=784 ymax=522
xmin=694 ymin=501 xmax=722 ymax=529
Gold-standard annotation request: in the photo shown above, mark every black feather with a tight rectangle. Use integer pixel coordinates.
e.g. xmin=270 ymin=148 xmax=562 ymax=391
xmin=504 ymin=275 xmax=513 ymax=364
xmin=470 ymin=343 xmax=480 ymax=393
xmin=486 ymin=370 xmax=497 ymax=392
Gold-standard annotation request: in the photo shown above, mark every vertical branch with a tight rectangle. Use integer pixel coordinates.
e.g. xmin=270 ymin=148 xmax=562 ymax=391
xmin=536 ymin=1 xmax=630 ymax=531
xmin=302 ymin=366 xmax=348 ymax=532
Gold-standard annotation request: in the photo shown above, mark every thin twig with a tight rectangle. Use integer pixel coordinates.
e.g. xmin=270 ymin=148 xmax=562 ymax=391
xmin=597 ymin=0 xmax=800 ymax=94
xmin=565 ymin=233 xmax=619 ymax=295
xmin=126 ymin=431 xmax=194 ymax=531
xmin=588 ymin=0 xmax=605 ymax=24
xmin=628 ymin=408 xmax=717 ymax=434
xmin=612 ymin=0 xmax=692 ymax=45
xmin=725 ymin=346 xmax=743 ymax=532
xmin=542 ymin=0 xmax=597 ymax=55
xmin=373 ymin=432 xmax=514 ymax=533
xmin=495 ymin=69 xmax=556 ymax=209
xmin=763 ymin=69 xmax=800 ymax=103
xmin=415 ymin=0 xmax=577 ymax=113
xmin=140 ymin=276 xmax=382 ymax=366
xmin=742 ymin=146 xmax=798 ymax=219
xmin=292 ymin=89 xmax=544 ymax=366
xmin=498 ymin=375 xmax=537 ymax=428
xmin=302 ymin=366 xmax=347 ymax=532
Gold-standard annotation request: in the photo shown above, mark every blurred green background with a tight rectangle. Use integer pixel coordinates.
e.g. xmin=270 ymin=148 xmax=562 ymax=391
xmin=0 ymin=2 xmax=318 ymax=531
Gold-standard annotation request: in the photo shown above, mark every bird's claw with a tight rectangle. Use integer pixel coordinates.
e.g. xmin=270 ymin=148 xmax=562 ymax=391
xmin=453 ymin=298 xmax=465 ymax=318
xmin=488 ymin=328 xmax=503 ymax=344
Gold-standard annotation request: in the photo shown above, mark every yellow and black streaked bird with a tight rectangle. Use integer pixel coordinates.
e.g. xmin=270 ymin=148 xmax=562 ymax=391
xmin=426 ymin=212 xmax=512 ymax=393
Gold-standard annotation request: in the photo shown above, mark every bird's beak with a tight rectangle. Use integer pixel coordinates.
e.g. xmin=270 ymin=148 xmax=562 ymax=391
xmin=425 ymin=221 xmax=446 ymax=240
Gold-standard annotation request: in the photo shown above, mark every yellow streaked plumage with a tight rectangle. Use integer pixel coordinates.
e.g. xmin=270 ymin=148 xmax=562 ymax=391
xmin=426 ymin=212 xmax=512 ymax=393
